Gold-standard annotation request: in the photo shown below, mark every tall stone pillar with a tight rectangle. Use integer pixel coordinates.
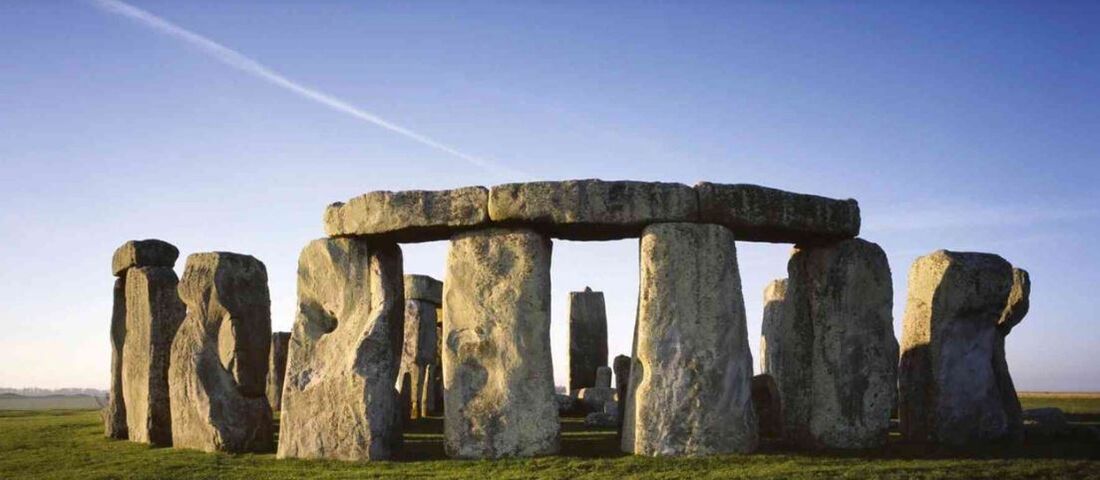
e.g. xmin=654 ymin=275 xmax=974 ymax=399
xmin=784 ymin=238 xmax=897 ymax=449
xmin=613 ymin=354 xmax=631 ymax=438
xmin=568 ymin=287 xmax=608 ymax=392
xmin=266 ymin=331 xmax=290 ymax=411
xmin=109 ymin=239 xmax=183 ymax=445
xmin=899 ymin=250 xmax=1014 ymax=446
xmin=759 ymin=278 xmax=808 ymax=441
xmin=996 ymin=268 xmax=1030 ymax=442
xmin=169 ymin=252 xmax=274 ymax=453
xmin=399 ymin=274 xmax=443 ymax=419
xmin=278 ymin=239 xmax=404 ymax=461
xmin=622 ymin=223 xmax=757 ymax=456
xmin=104 ymin=277 xmax=128 ymax=439
xmin=442 ymin=228 xmax=559 ymax=459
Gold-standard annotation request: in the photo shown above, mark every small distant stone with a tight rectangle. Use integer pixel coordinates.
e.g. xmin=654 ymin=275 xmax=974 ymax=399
xmin=585 ymin=412 xmax=619 ymax=428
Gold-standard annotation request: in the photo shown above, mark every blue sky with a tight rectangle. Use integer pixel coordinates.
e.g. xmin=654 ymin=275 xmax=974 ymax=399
xmin=1 ymin=1 xmax=1097 ymax=391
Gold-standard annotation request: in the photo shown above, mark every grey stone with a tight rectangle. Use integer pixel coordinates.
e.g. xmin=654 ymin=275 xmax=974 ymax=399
xmin=488 ymin=180 xmax=698 ymax=240
xmin=112 ymin=239 xmax=179 ymax=277
xmin=404 ymin=274 xmax=443 ymax=305
xmin=323 ymin=187 xmax=489 ymax=242
xmin=169 ymin=252 xmax=274 ymax=453
xmin=695 ymin=182 xmax=860 ymax=244
xmin=785 ymin=238 xmax=898 ymax=449
xmin=442 ymin=228 xmax=560 ymax=459
xmin=420 ymin=363 xmax=442 ymax=417
xmin=613 ymin=354 xmax=631 ymax=435
xmin=122 ymin=266 xmax=185 ymax=446
xmin=759 ymin=277 xmax=808 ymax=441
xmin=104 ymin=277 xmax=128 ymax=440
xmin=585 ymin=412 xmax=618 ymax=428
xmin=568 ymin=287 xmax=608 ymax=391
xmin=622 ymin=223 xmax=757 ymax=456
xmin=899 ymin=250 xmax=1014 ymax=446
xmin=752 ymin=374 xmax=782 ymax=439
xmin=398 ymin=298 xmax=439 ymax=420
xmin=1023 ymin=408 xmax=1070 ymax=438
xmin=603 ymin=399 xmax=620 ymax=418
xmin=595 ymin=366 xmax=612 ymax=389
xmin=996 ymin=268 xmax=1031 ymax=442
xmin=278 ymin=239 xmax=404 ymax=461
xmin=554 ymin=394 xmax=579 ymax=414
xmin=266 ymin=332 xmax=290 ymax=411
xmin=999 ymin=268 xmax=1031 ymax=333
xmin=577 ymin=387 xmax=615 ymax=413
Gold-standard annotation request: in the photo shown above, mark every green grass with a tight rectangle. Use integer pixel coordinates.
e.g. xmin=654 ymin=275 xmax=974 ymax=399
xmin=0 ymin=394 xmax=1098 ymax=479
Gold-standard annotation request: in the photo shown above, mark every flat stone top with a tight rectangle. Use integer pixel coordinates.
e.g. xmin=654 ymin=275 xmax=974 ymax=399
xmin=324 ymin=179 xmax=860 ymax=244
xmin=112 ymin=239 xmax=179 ymax=276
xmin=404 ymin=274 xmax=443 ymax=304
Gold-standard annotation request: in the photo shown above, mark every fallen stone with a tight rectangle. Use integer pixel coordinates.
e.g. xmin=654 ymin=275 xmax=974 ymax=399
xmin=323 ymin=187 xmax=489 ymax=242
xmin=752 ymin=374 xmax=782 ymax=439
xmin=786 ymin=238 xmax=898 ymax=449
xmin=266 ymin=331 xmax=290 ymax=411
xmin=568 ymin=287 xmax=608 ymax=391
xmin=585 ymin=412 xmax=618 ymax=428
xmin=577 ymin=387 xmax=615 ymax=413
xmin=899 ymin=250 xmax=1014 ymax=446
xmin=104 ymin=277 xmax=128 ymax=440
xmin=122 ymin=266 xmax=185 ymax=446
xmin=112 ymin=239 xmax=180 ymax=277
xmin=488 ymin=180 xmax=698 ymax=240
xmin=278 ymin=239 xmax=404 ymax=461
xmin=695 ymin=182 xmax=859 ymax=244
xmin=404 ymin=274 xmax=443 ymax=305
xmin=595 ymin=366 xmax=612 ymax=389
xmin=170 ymin=252 xmax=274 ymax=453
xmin=1023 ymin=408 xmax=1070 ymax=438
xmin=555 ymin=394 xmax=579 ymax=415
xmin=443 ymin=228 xmax=559 ymax=459
xmin=603 ymin=399 xmax=620 ymax=419
xmin=622 ymin=223 xmax=757 ymax=456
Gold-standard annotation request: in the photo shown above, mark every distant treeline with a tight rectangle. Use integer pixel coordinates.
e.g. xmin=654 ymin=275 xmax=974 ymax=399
xmin=0 ymin=387 xmax=107 ymax=397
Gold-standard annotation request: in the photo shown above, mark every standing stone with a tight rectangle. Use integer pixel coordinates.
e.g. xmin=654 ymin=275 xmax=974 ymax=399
xmin=595 ymin=366 xmax=612 ymax=389
xmin=899 ymin=250 xmax=1014 ymax=446
xmin=266 ymin=332 xmax=290 ymax=411
xmin=112 ymin=239 xmax=179 ymax=277
xmin=398 ymin=295 xmax=439 ymax=420
xmin=104 ymin=278 xmax=128 ymax=439
xmin=752 ymin=374 xmax=783 ymax=439
xmin=420 ymin=363 xmax=442 ymax=417
xmin=278 ymin=239 xmax=404 ymax=461
xmin=758 ymin=277 xmax=809 ymax=441
xmin=613 ymin=355 xmax=631 ymax=436
xmin=568 ymin=287 xmax=608 ymax=392
xmin=443 ymin=228 xmax=559 ymax=459
xmin=996 ymin=268 xmax=1031 ymax=442
xmin=785 ymin=238 xmax=897 ymax=449
xmin=622 ymin=223 xmax=757 ymax=456
xmin=169 ymin=252 xmax=274 ymax=453
xmin=123 ymin=266 xmax=186 ymax=446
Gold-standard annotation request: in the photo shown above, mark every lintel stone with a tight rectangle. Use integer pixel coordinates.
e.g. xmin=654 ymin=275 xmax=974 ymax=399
xmin=323 ymin=187 xmax=489 ymax=242
xmin=112 ymin=239 xmax=180 ymax=276
xmin=695 ymin=182 xmax=860 ymax=244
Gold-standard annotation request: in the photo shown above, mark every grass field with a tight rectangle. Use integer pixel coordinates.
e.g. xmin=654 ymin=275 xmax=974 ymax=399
xmin=0 ymin=394 xmax=1097 ymax=479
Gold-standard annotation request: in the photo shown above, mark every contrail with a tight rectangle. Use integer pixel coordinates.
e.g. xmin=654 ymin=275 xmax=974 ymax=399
xmin=87 ymin=0 xmax=525 ymax=178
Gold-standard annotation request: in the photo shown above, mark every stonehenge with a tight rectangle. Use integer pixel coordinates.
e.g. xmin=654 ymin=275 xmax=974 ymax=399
xmin=761 ymin=239 xmax=898 ymax=449
xmin=442 ymin=228 xmax=560 ymax=458
xmin=105 ymin=179 xmax=1039 ymax=461
xmin=898 ymin=250 xmax=1021 ymax=446
xmin=568 ymin=287 xmax=608 ymax=392
xmin=278 ymin=239 xmax=404 ymax=461
xmin=266 ymin=331 xmax=290 ymax=411
xmin=622 ymin=223 xmax=757 ymax=456
xmin=169 ymin=252 xmax=274 ymax=453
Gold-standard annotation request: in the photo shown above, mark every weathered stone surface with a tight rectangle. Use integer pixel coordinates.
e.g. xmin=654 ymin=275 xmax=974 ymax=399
xmin=577 ymin=387 xmax=615 ymax=413
xmin=422 ymin=363 xmax=444 ymax=417
xmin=278 ymin=239 xmax=404 ymax=461
xmin=999 ymin=268 xmax=1031 ymax=333
xmin=622 ymin=223 xmax=757 ymax=456
xmin=105 ymin=277 xmax=128 ymax=439
xmin=554 ymin=394 xmax=579 ymax=414
xmin=169 ymin=252 xmax=274 ymax=453
xmin=785 ymin=238 xmax=898 ymax=449
xmin=613 ymin=354 xmax=631 ymax=435
xmin=266 ymin=332 xmax=290 ymax=411
xmin=1023 ymin=408 xmax=1069 ymax=438
xmin=759 ymin=279 xmax=793 ymax=376
xmin=752 ymin=374 xmax=782 ymax=439
xmin=122 ymin=267 xmax=185 ymax=446
xmin=899 ymin=250 xmax=1014 ymax=446
xmin=324 ymin=187 xmax=489 ymax=242
xmin=488 ymin=180 xmax=698 ymax=240
xmin=443 ymin=228 xmax=559 ymax=458
xmin=112 ymin=239 xmax=180 ymax=276
xmin=758 ymin=277 xmax=809 ymax=443
xmin=398 ymin=298 xmax=439 ymax=420
xmin=695 ymin=182 xmax=859 ymax=244
xmin=595 ymin=366 xmax=612 ymax=389
xmin=996 ymin=267 xmax=1031 ymax=442
xmin=585 ymin=412 xmax=618 ymax=428
xmin=404 ymin=274 xmax=443 ymax=305
xmin=568 ymin=287 xmax=608 ymax=391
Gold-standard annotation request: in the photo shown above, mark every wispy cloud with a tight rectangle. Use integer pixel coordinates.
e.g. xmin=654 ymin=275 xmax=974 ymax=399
xmin=862 ymin=202 xmax=1100 ymax=233
xmin=87 ymin=0 xmax=526 ymax=179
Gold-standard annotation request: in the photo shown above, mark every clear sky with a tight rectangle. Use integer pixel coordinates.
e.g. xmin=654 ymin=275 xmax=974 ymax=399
xmin=1 ymin=1 xmax=1098 ymax=391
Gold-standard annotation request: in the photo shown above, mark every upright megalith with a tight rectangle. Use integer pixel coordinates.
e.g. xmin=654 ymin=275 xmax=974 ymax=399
xmin=442 ymin=228 xmax=559 ymax=459
xmin=104 ymin=278 xmax=128 ymax=439
xmin=783 ymin=239 xmax=897 ymax=449
xmin=112 ymin=240 xmax=180 ymax=276
xmin=899 ymin=250 xmax=1015 ymax=446
xmin=568 ymin=287 xmax=608 ymax=392
xmin=399 ymin=274 xmax=443 ymax=419
xmin=278 ymin=239 xmax=404 ymax=461
xmin=169 ymin=252 xmax=274 ymax=453
xmin=996 ymin=268 xmax=1031 ymax=442
xmin=613 ymin=355 xmax=631 ymax=436
xmin=266 ymin=332 xmax=290 ymax=411
xmin=759 ymin=278 xmax=807 ymax=441
xmin=622 ymin=223 xmax=757 ymax=456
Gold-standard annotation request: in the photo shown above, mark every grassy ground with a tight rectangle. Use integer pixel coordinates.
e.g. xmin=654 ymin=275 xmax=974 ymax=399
xmin=0 ymin=394 xmax=1097 ymax=479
